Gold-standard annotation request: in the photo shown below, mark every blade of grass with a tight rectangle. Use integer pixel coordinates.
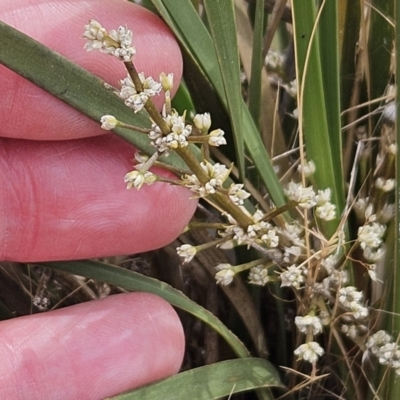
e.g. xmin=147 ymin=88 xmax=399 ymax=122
xmin=203 ymin=0 xmax=245 ymax=179
xmin=247 ymin=0 xmax=265 ymax=129
xmin=291 ymin=0 xmax=343 ymax=236
xmin=152 ymin=0 xmax=286 ymax=207
xmin=111 ymin=358 xmax=284 ymax=400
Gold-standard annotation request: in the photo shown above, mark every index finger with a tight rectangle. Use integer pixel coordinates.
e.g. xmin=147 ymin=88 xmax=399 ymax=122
xmin=0 ymin=0 xmax=182 ymax=140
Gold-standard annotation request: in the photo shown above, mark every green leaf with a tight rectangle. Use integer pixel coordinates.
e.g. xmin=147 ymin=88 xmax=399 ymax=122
xmin=247 ymin=0 xmax=265 ymax=128
xmin=110 ymin=358 xmax=284 ymax=399
xmin=203 ymin=0 xmax=245 ymax=179
xmin=291 ymin=1 xmax=343 ymax=236
xmin=41 ymin=260 xmax=251 ymax=358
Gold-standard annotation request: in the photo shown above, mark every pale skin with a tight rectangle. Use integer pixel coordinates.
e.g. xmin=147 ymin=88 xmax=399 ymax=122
xmin=0 ymin=0 xmax=196 ymax=398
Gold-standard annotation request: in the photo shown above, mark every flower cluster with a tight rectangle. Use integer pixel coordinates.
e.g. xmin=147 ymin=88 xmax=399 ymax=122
xmin=83 ymin=20 xmax=393 ymax=377
xmin=83 ymin=20 xmax=135 ymax=61
xmin=119 ymin=73 xmax=162 ymax=113
xmin=365 ymin=331 xmax=400 ymax=375
xmin=149 ymin=110 xmax=192 ymax=154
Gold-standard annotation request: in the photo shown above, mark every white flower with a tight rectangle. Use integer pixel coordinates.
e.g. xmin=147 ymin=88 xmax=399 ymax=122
xmin=315 ymin=202 xmax=336 ymax=221
xmin=177 ymin=244 xmax=196 ymax=263
xmin=124 ymin=170 xmax=157 ymax=190
xmin=83 ymin=21 xmax=135 ymax=61
xmin=284 ymin=181 xmax=316 ymax=209
xmin=315 ymin=188 xmax=331 ymax=205
xmin=265 ymin=50 xmax=284 ymax=70
xmin=208 ymin=129 xmax=226 ymax=146
xmin=375 ymin=178 xmax=395 ymax=192
xmin=280 ymin=264 xmax=305 ymax=289
xmin=378 ymin=343 xmax=399 ymax=365
xmin=248 ymin=265 xmax=270 ymax=286
xmin=295 ymin=315 xmax=323 ymax=335
xmin=363 ymin=246 xmax=385 ymax=262
xmin=182 ymin=161 xmax=231 ymax=197
xmin=215 ymin=268 xmax=235 ymax=285
xmin=378 ymin=203 xmax=395 ymax=223
xmin=338 ymin=286 xmax=363 ymax=308
xmin=261 ymin=229 xmax=279 ymax=248
xmin=228 ymin=184 xmax=251 ymax=205
xmin=83 ymin=20 xmax=107 ymax=51
xmin=294 ymin=342 xmax=324 ymax=364
xmin=150 ymin=110 xmax=193 ymax=153
xmin=107 ymin=25 xmax=136 ymax=61
xmin=348 ymin=301 xmax=369 ymax=319
xmin=120 ymin=73 xmax=162 ymax=113
xmin=283 ymin=246 xmax=301 ymax=264
xmin=358 ymin=223 xmax=386 ymax=249
xmin=159 ymin=72 xmax=174 ymax=91
xmin=366 ymin=330 xmax=392 ymax=355
xmin=100 ymin=115 xmax=118 ymax=130
xmin=193 ymin=113 xmax=212 ymax=132
xmin=297 ymin=160 xmax=315 ymax=177
xmin=341 ymin=324 xmax=360 ymax=340
xmin=281 ymin=223 xmax=304 ymax=247
xmin=382 ymin=102 xmax=396 ymax=123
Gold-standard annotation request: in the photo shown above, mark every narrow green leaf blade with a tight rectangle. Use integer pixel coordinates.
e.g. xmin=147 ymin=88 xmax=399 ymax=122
xmin=203 ymin=0 xmax=245 ymax=178
xmin=41 ymin=260 xmax=250 ymax=358
xmin=111 ymin=358 xmax=284 ymax=400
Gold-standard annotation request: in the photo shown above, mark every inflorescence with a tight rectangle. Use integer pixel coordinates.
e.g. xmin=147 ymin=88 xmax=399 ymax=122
xmin=83 ymin=20 xmax=395 ymax=371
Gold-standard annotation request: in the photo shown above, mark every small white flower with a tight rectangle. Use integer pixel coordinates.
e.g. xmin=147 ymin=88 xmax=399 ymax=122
xmin=177 ymin=244 xmax=196 ymax=263
xmin=248 ymin=265 xmax=270 ymax=286
xmin=83 ymin=20 xmax=107 ymax=51
xmin=375 ymin=178 xmax=395 ymax=192
xmin=341 ymin=324 xmax=360 ymax=340
xmin=120 ymin=73 xmax=162 ymax=113
xmin=295 ymin=315 xmax=323 ymax=335
xmin=265 ymin=50 xmax=284 ymax=70
xmin=208 ymin=129 xmax=227 ymax=146
xmin=378 ymin=203 xmax=395 ymax=223
xmin=378 ymin=343 xmax=399 ymax=365
xmin=284 ymin=181 xmax=316 ymax=209
xmin=159 ymin=72 xmax=174 ymax=91
xmin=366 ymin=330 xmax=392 ymax=355
xmin=124 ymin=170 xmax=157 ymax=190
xmin=315 ymin=202 xmax=336 ymax=221
xmin=297 ymin=160 xmax=316 ymax=177
xmin=338 ymin=286 xmax=363 ymax=308
xmin=193 ymin=113 xmax=212 ymax=133
xmin=363 ymin=246 xmax=385 ymax=262
xmin=100 ymin=115 xmax=118 ymax=130
xmin=348 ymin=301 xmax=369 ymax=319
xmin=280 ymin=264 xmax=305 ymax=289
xmin=294 ymin=342 xmax=324 ymax=364
xmin=283 ymin=246 xmax=301 ymax=264
xmin=261 ymin=229 xmax=279 ymax=248
xmin=315 ymin=188 xmax=331 ymax=205
xmin=382 ymin=102 xmax=396 ymax=123
xmin=215 ymin=268 xmax=235 ymax=285
xmin=358 ymin=223 xmax=386 ymax=249
xmin=228 ymin=184 xmax=251 ymax=205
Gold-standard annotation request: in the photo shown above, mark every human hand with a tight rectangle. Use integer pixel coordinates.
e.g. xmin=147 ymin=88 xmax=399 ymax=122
xmin=0 ymin=0 xmax=195 ymax=398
